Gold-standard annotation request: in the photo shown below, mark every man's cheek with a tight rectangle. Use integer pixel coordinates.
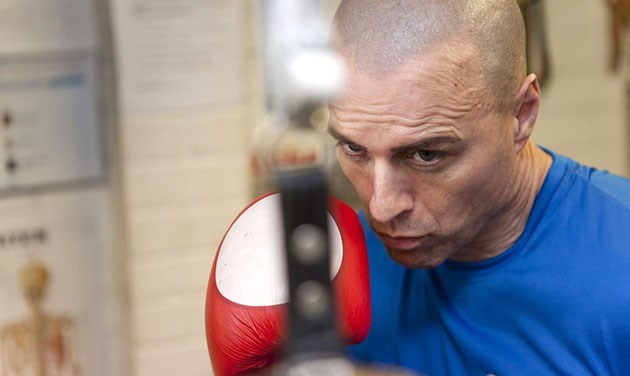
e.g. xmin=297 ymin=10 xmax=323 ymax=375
xmin=336 ymin=160 xmax=354 ymax=182
xmin=339 ymin=163 xmax=372 ymax=203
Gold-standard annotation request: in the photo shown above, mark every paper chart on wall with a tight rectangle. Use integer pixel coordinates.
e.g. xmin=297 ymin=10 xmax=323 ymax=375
xmin=0 ymin=51 xmax=103 ymax=192
xmin=112 ymin=0 xmax=245 ymax=111
xmin=0 ymin=0 xmax=97 ymax=52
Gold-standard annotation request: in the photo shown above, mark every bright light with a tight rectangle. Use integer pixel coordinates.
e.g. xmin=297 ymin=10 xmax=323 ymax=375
xmin=287 ymin=50 xmax=345 ymax=100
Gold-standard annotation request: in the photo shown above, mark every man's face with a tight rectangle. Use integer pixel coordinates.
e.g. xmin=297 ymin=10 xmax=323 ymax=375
xmin=329 ymin=42 xmax=520 ymax=269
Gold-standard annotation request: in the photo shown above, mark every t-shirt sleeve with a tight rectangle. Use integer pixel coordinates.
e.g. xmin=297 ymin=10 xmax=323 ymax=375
xmin=588 ymin=169 xmax=630 ymax=209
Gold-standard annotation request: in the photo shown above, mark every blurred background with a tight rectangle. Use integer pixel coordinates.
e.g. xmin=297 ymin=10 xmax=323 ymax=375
xmin=0 ymin=0 xmax=627 ymax=375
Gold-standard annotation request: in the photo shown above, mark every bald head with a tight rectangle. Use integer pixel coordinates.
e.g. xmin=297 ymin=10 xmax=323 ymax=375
xmin=332 ymin=0 xmax=527 ymax=111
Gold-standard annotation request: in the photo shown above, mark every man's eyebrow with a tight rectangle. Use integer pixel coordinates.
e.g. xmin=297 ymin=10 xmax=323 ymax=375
xmin=327 ymin=127 xmax=354 ymax=144
xmin=328 ymin=126 xmax=462 ymax=153
xmin=391 ymin=136 xmax=463 ymax=154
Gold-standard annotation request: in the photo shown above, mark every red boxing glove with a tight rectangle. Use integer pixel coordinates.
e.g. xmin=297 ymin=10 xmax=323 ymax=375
xmin=205 ymin=192 xmax=371 ymax=376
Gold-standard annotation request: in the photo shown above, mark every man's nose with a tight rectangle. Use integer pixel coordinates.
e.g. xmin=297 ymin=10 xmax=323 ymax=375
xmin=368 ymin=160 xmax=414 ymax=224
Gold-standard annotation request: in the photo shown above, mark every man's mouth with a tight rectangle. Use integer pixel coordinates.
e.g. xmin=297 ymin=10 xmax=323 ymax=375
xmin=377 ymin=232 xmax=427 ymax=251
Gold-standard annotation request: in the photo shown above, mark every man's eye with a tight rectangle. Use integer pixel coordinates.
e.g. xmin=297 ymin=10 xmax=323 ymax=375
xmin=412 ymin=150 xmax=438 ymax=163
xmin=342 ymin=142 xmax=364 ymax=154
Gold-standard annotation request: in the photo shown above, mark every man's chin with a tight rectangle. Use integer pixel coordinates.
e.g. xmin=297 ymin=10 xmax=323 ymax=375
xmin=385 ymin=246 xmax=446 ymax=269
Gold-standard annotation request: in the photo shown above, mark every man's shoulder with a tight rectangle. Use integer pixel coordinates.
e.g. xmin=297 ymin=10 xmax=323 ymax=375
xmin=536 ymin=152 xmax=630 ymax=259
xmin=553 ymin=151 xmax=630 ymax=210
xmin=582 ymin=168 xmax=630 ymax=209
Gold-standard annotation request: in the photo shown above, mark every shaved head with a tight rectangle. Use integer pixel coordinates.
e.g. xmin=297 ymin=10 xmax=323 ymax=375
xmin=332 ymin=0 xmax=527 ymax=111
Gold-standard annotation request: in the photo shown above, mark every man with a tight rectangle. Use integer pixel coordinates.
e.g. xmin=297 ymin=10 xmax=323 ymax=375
xmin=329 ymin=0 xmax=630 ymax=374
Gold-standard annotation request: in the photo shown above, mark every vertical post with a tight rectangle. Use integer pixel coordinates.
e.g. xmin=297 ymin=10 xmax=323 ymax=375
xmin=278 ymin=163 xmax=340 ymax=357
xmin=257 ymin=1 xmax=351 ymax=373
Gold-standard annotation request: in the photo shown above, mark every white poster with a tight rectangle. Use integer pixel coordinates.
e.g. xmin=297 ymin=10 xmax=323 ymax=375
xmin=0 ymin=51 xmax=103 ymax=191
xmin=0 ymin=0 xmax=97 ymax=53
xmin=111 ymin=0 xmax=245 ymax=111
xmin=0 ymin=189 xmax=114 ymax=376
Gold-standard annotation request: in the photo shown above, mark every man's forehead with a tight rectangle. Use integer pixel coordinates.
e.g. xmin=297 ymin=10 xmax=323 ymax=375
xmin=328 ymin=36 xmax=493 ymax=137
xmin=332 ymin=71 xmax=486 ymax=126
xmin=337 ymin=38 xmax=484 ymax=97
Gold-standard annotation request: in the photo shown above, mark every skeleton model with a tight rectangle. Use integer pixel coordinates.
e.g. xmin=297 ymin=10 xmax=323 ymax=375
xmin=0 ymin=262 xmax=79 ymax=376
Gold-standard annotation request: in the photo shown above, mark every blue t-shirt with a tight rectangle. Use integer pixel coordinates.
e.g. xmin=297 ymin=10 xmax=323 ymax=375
xmin=347 ymin=151 xmax=630 ymax=375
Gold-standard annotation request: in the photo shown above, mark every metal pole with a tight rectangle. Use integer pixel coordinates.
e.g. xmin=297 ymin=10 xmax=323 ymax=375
xmin=257 ymin=1 xmax=351 ymax=374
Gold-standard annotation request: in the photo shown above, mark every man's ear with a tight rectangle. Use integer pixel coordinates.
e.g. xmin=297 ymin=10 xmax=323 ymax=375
xmin=512 ymin=74 xmax=540 ymax=153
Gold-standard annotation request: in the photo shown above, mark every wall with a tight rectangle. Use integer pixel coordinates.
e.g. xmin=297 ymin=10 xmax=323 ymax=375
xmin=110 ymin=1 xmax=256 ymax=375
xmin=535 ymin=0 xmax=628 ymax=176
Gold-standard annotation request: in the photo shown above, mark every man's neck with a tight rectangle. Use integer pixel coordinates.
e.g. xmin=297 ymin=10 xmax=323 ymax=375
xmin=453 ymin=141 xmax=552 ymax=262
